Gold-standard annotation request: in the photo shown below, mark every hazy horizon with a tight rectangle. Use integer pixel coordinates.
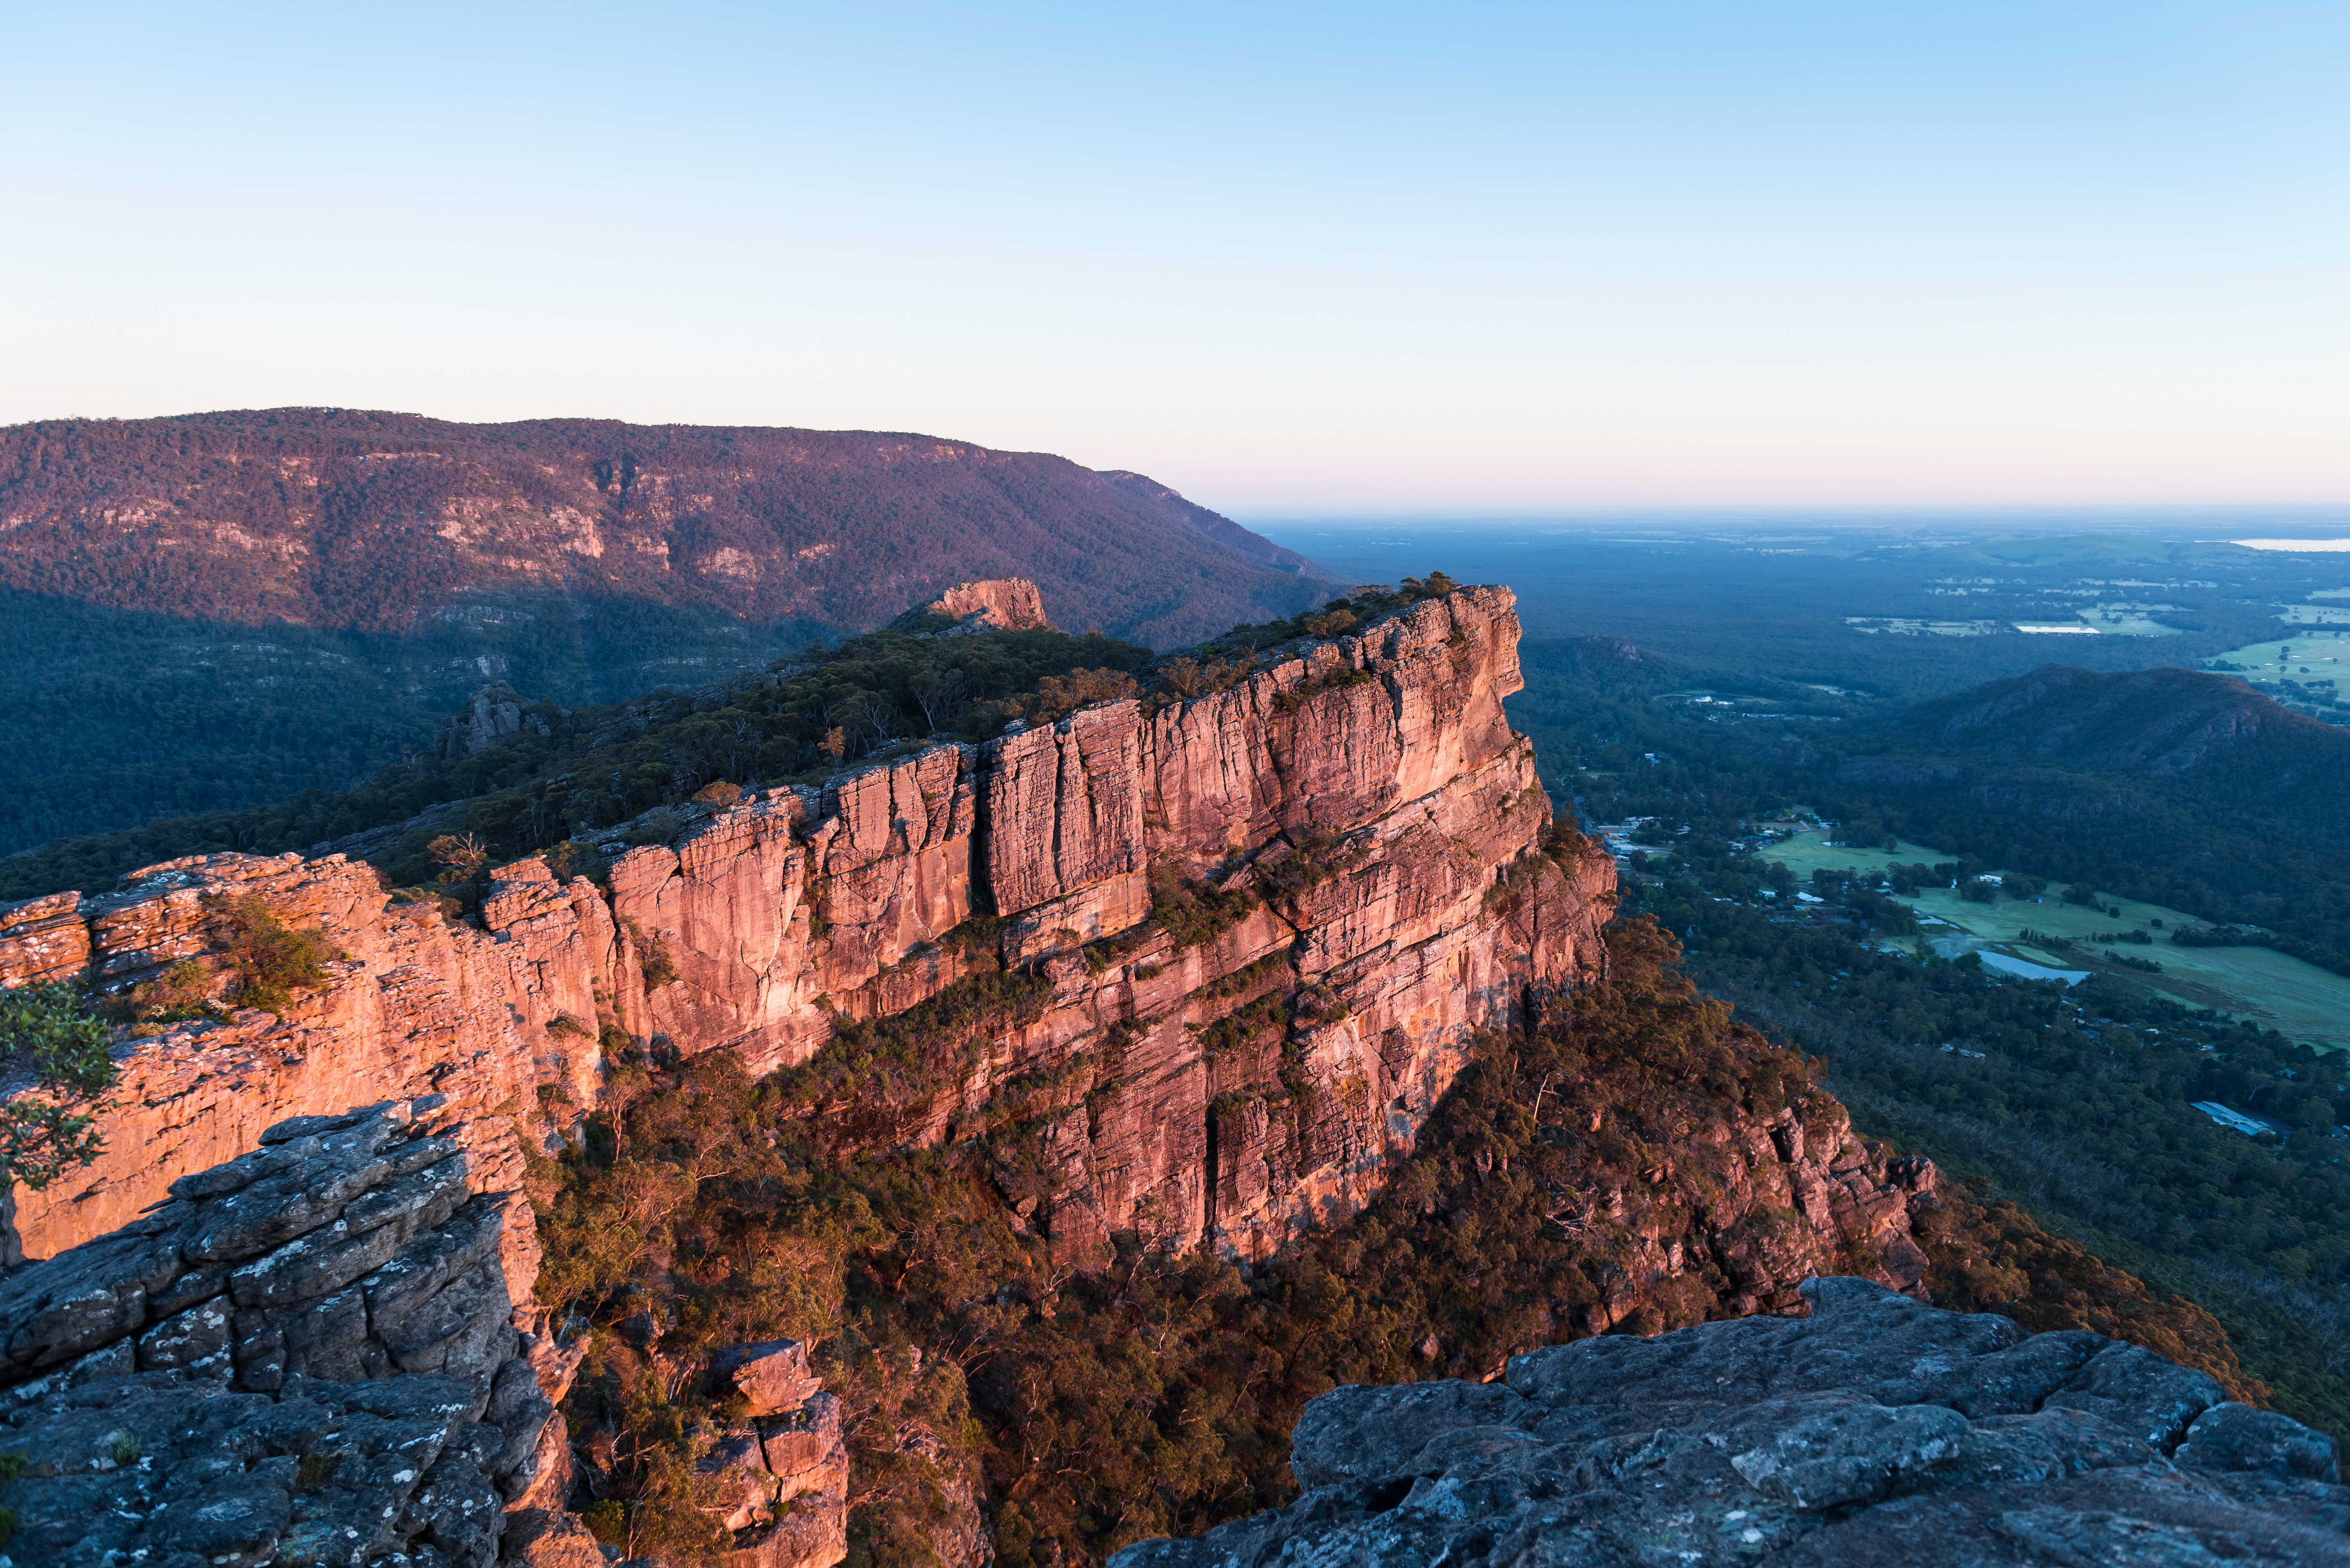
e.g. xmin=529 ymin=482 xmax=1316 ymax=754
xmin=5 ymin=4 xmax=2343 ymax=512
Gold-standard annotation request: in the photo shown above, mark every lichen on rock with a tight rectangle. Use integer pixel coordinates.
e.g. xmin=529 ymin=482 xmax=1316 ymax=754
xmin=1112 ymin=1276 xmax=2348 ymax=1568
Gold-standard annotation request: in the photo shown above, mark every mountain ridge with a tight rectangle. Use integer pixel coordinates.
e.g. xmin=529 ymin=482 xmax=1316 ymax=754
xmin=0 ymin=408 xmax=1332 ymax=648
xmin=1825 ymin=663 xmax=2350 ymax=971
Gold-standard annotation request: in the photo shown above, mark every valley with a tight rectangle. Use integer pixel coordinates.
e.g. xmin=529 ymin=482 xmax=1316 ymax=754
xmin=1506 ymin=624 xmax=2350 ymax=1441
xmin=1756 ymin=827 xmax=2350 ymax=1053
xmin=5 ymin=572 xmax=2306 ymax=1566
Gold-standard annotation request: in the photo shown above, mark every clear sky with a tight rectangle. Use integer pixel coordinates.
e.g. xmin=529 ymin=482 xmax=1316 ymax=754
xmin=4 ymin=3 xmax=2343 ymax=510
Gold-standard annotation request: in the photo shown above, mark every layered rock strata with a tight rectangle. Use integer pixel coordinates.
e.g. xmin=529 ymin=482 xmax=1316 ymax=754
xmin=1112 ymin=1276 xmax=2349 ymax=1568
xmin=4 ymin=585 xmax=1615 ymax=1266
xmin=0 ymin=1104 xmax=580 ymax=1567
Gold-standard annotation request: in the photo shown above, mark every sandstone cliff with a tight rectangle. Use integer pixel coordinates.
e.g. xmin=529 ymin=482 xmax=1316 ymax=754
xmin=1 ymin=583 xmax=2110 ymax=1567
xmin=2 ymin=586 xmax=1611 ymax=1270
xmin=914 ymin=577 xmax=1051 ymax=632
xmin=1112 ymin=1276 xmax=2347 ymax=1568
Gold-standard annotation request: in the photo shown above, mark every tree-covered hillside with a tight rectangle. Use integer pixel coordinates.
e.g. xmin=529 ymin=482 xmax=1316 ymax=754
xmin=0 ymin=410 xmax=1334 ymax=853
xmin=0 ymin=410 xmax=1327 ymax=643
xmin=1506 ymin=637 xmax=2350 ymax=1436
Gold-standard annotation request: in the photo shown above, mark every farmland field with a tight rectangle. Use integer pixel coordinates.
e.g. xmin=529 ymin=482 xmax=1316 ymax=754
xmin=2203 ymin=629 xmax=2350 ymax=682
xmin=1759 ymin=829 xmax=2350 ymax=1053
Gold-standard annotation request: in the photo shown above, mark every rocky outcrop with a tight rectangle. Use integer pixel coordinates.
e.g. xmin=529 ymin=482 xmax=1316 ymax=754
xmin=695 ymin=1355 xmax=851 ymax=1568
xmin=917 ymin=577 xmax=1050 ymax=632
xmin=5 ymin=586 xmax=1614 ymax=1267
xmin=434 ymin=684 xmax=557 ymax=759
xmin=2 ymin=850 xmax=611 ymax=1272
xmin=697 ymin=1337 xmax=850 ymax=1564
xmin=0 ymin=1103 xmax=585 ymax=1568
xmin=0 ymin=889 xmax=89 ymax=984
xmin=1112 ymin=1276 xmax=2349 ymax=1568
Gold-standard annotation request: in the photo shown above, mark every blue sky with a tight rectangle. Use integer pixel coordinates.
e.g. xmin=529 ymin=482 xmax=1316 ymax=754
xmin=3 ymin=3 xmax=2343 ymax=508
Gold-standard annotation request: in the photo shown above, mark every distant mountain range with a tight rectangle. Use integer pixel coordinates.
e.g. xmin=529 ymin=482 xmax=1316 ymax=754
xmin=0 ymin=410 xmax=1333 ymax=854
xmin=0 ymin=409 xmax=1329 ymax=647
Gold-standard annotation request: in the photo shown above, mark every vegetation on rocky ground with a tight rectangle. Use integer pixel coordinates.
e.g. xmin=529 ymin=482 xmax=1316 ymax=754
xmin=0 ymin=983 xmax=117 ymax=1190
xmin=200 ymin=892 xmax=337 ymax=1014
xmin=525 ymin=917 xmax=2242 ymax=1567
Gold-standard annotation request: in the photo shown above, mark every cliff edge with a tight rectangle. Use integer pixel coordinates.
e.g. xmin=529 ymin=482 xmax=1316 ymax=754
xmin=2 ymin=585 xmax=1612 ymax=1267
xmin=1112 ymin=1276 xmax=2347 ymax=1568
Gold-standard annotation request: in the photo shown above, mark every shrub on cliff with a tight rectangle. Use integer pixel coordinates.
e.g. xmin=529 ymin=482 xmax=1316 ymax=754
xmin=1022 ymin=666 xmax=1142 ymax=725
xmin=1146 ymin=860 xmax=1259 ymax=949
xmin=0 ymin=982 xmax=116 ymax=1191
xmin=200 ymin=893 xmax=336 ymax=1014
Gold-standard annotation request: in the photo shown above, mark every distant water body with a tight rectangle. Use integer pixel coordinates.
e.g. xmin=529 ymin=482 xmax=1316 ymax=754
xmin=1244 ymin=505 xmax=2350 ymax=551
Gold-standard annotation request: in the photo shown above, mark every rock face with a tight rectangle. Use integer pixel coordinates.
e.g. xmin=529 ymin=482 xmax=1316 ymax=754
xmin=0 ymin=888 xmax=90 ymax=984
xmin=696 ymin=1384 xmax=852 ymax=1568
xmin=694 ymin=1336 xmax=853 ymax=1566
xmin=434 ymin=684 xmax=556 ymax=759
xmin=919 ymin=576 xmax=1050 ymax=632
xmin=0 ymin=1104 xmax=581 ymax=1568
xmin=5 ymin=586 xmax=1616 ymax=1267
xmin=1112 ymin=1276 xmax=2350 ymax=1568
xmin=1 ymin=849 xmax=611 ymax=1272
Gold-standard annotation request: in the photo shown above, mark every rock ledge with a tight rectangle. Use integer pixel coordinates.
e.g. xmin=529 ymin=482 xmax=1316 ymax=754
xmin=1112 ymin=1276 xmax=2348 ymax=1567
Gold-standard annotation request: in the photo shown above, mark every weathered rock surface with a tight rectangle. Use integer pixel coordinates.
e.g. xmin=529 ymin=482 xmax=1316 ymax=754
xmin=916 ymin=576 xmax=1051 ymax=632
xmin=2 ymin=849 xmax=611 ymax=1276
xmin=710 ymin=1337 xmax=823 ymax=1417
xmin=0 ymin=889 xmax=90 ymax=985
xmin=5 ymin=587 xmax=1619 ymax=1268
xmin=695 ymin=1383 xmax=851 ymax=1567
xmin=1111 ymin=1276 xmax=2349 ymax=1568
xmin=0 ymin=1104 xmax=592 ymax=1567
xmin=435 ymin=683 xmax=557 ymax=759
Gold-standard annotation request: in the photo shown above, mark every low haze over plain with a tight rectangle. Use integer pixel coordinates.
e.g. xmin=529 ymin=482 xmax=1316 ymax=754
xmin=4 ymin=3 xmax=2343 ymax=509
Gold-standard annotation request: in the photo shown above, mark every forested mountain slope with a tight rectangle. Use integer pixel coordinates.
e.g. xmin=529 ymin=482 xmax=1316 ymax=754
xmin=0 ymin=410 xmax=1328 ymax=643
xmin=1835 ymin=665 xmax=2350 ymax=973
xmin=0 ymin=411 xmax=1331 ymax=853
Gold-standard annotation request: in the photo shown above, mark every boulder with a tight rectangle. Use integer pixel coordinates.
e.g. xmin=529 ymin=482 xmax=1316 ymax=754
xmin=710 ymin=1337 xmax=822 ymax=1417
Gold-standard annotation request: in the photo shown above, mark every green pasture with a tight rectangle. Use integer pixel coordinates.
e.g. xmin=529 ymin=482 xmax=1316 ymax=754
xmin=1758 ymin=830 xmax=2350 ymax=1053
xmin=2204 ymin=629 xmax=2350 ymax=683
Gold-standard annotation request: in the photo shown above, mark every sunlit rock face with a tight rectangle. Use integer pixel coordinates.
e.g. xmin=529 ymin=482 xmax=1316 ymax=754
xmin=3 ymin=587 xmax=1614 ymax=1265
xmin=921 ymin=576 xmax=1052 ymax=631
